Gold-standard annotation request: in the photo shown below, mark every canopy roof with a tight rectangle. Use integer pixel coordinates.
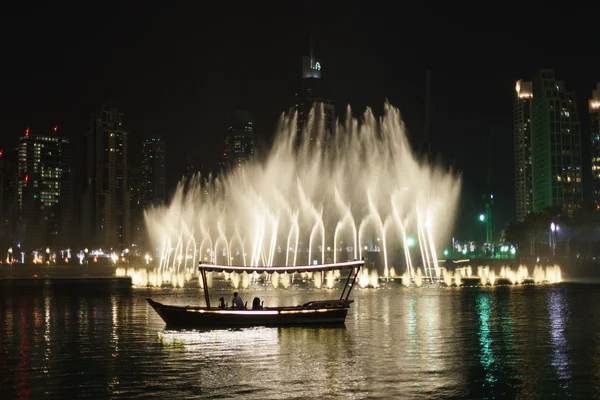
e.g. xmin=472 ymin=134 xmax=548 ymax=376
xmin=199 ymin=260 xmax=364 ymax=274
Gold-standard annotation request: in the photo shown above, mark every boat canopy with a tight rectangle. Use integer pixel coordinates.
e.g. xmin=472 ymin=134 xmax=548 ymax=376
xmin=198 ymin=260 xmax=364 ymax=274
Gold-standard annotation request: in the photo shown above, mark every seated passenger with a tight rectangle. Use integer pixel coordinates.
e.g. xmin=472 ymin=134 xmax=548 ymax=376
xmin=232 ymin=292 xmax=244 ymax=309
xmin=252 ymin=297 xmax=262 ymax=310
xmin=218 ymin=297 xmax=226 ymax=309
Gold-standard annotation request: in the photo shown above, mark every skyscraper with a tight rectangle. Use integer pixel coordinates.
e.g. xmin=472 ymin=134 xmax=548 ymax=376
xmin=514 ymin=80 xmax=534 ymax=222
xmin=529 ymin=70 xmax=582 ymax=215
xmin=141 ymin=136 xmax=166 ymax=207
xmin=16 ymin=127 xmax=73 ymax=249
xmin=294 ymin=41 xmax=335 ymax=143
xmin=129 ymin=166 xmax=145 ymax=247
xmin=590 ymin=83 xmax=600 ymax=209
xmin=0 ymin=148 xmax=17 ymax=248
xmin=223 ymin=111 xmax=256 ymax=170
xmin=81 ymin=106 xmax=130 ymax=249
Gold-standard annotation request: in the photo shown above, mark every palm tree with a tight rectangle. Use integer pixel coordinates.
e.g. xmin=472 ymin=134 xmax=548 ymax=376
xmin=504 ymin=221 xmax=527 ymax=252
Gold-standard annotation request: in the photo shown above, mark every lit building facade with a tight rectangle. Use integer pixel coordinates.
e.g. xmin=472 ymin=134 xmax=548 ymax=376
xmin=16 ymin=127 xmax=73 ymax=249
xmin=81 ymin=106 xmax=130 ymax=248
xmin=223 ymin=111 xmax=256 ymax=170
xmin=294 ymin=46 xmax=335 ymax=144
xmin=530 ymin=69 xmax=582 ymax=214
xmin=141 ymin=136 xmax=166 ymax=207
xmin=514 ymin=80 xmax=534 ymax=222
xmin=590 ymin=82 xmax=600 ymax=209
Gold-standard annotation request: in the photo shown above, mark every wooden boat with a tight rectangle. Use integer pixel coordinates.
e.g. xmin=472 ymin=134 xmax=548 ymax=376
xmin=147 ymin=259 xmax=364 ymax=328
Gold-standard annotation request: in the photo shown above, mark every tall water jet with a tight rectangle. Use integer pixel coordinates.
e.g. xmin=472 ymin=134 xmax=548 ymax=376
xmin=215 ymin=222 xmax=230 ymax=265
xmin=392 ymin=198 xmax=414 ymax=278
xmin=285 ymin=214 xmax=300 ymax=267
xmin=229 ymin=228 xmax=246 ymax=266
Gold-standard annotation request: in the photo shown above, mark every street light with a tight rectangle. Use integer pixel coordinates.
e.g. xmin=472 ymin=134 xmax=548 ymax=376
xmin=550 ymin=222 xmax=559 ymax=258
xmin=406 ymin=237 xmax=415 ymax=247
xmin=479 ymin=214 xmax=485 ymax=222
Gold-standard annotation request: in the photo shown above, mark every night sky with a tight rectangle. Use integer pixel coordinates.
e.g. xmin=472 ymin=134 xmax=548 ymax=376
xmin=2 ymin=3 xmax=598 ymax=240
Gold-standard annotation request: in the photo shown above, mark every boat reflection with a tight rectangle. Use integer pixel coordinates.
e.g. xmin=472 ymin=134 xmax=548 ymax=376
xmin=157 ymin=325 xmax=349 ymax=353
xmin=158 ymin=327 xmax=281 ymax=354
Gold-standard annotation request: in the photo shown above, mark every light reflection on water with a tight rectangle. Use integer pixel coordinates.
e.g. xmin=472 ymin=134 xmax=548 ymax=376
xmin=476 ymin=293 xmax=496 ymax=386
xmin=548 ymin=288 xmax=571 ymax=385
xmin=1 ymin=281 xmax=600 ymax=399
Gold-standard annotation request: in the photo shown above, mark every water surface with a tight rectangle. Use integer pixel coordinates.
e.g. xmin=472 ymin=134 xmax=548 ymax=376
xmin=1 ymin=280 xmax=599 ymax=399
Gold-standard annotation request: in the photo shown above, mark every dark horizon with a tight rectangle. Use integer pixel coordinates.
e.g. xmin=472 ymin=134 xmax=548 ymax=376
xmin=2 ymin=3 xmax=598 ymax=240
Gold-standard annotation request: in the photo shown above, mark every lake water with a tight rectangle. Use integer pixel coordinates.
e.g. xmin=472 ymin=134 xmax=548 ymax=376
xmin=1 ymin=279 xmax=600 ymax=399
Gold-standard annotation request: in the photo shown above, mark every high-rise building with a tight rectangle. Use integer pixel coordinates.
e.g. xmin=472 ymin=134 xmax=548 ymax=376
xmin=223 ymin=111 xmax=256 ymax=170
xmin=0 ymin=148 xmax=17 ymax=248
xmin=294 ymin=42 xmax=335 ymax=144
xmin=590 ymin=83 xmax=600 ymax=209
xmin=129 ymin=166 xmax=145 ymax=247
xmin=141 ymin=136 xmax=166 ymax=207
xmin=16 ymin=127 xmax=73 ymax=249
xmin=514 ymin=80 xmax=534 ymax=222
xmin=81 ymin=106 xmax=130 ymax=249
xmin=514 ymin=70 xmax=583 ymax=219
xmin=530 ymin=70 xmax=582 ymax=215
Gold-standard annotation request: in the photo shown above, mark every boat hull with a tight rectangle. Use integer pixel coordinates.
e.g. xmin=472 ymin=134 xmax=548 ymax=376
xmin=147 ymin=299 xmax=350 ymax=328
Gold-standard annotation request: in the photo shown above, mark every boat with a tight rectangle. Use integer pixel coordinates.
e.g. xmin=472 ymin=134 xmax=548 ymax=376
xmin=146 ymin=259 xmax=364 ymax=328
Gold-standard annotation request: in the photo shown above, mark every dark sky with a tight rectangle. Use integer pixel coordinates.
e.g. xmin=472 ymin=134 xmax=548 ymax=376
xmin=1 ymin=3 xmax=598 ymax=240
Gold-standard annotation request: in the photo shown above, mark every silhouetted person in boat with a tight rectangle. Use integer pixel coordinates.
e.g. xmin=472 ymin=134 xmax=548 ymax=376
xmin=252 ymin=297 xmax=262 ymax=310
xmin=232 ymin=292 xmax=244 ymax=309
xmin=218 ymin=297 xmax=226 ymax=309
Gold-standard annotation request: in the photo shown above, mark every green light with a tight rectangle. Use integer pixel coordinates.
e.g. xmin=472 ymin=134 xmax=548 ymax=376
xmin=443 ymin=249 xmax=448 ymax=256
xmin=314 ymin=61 xmax=321 ymax=71
xmin=476 ymin=294 xmax=497 ymax=384
xmin=462 ymin=248 xmax=467 ymax=254
xmin=479 ymin=214 xmax=485 ymax=222
xmin=33 ymin=194 xmax=38 ymax=199
xmin=406 ymin=237 xmax=415 ymax=247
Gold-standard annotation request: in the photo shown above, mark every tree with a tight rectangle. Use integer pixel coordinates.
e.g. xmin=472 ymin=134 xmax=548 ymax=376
xmin=569 ymin=202 xmax=598 ymax=255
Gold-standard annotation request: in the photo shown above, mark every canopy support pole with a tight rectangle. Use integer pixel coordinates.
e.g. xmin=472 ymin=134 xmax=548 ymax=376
xmin=340 ymin=267 xmax=355 ymax=300
xmin=343 ymin=266 xmax=361 ymax=301
xmin=200 ymin=269 xmax=211 ymax=308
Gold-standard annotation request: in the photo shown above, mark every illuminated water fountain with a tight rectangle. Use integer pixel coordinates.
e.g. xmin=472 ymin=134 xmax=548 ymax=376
xmin=132 ymin=104 xmax=460 ymax=288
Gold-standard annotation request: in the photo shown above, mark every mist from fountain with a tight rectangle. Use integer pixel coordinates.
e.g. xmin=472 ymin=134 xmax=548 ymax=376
xmin=142 ymin=103 xmax=460 ymax=288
